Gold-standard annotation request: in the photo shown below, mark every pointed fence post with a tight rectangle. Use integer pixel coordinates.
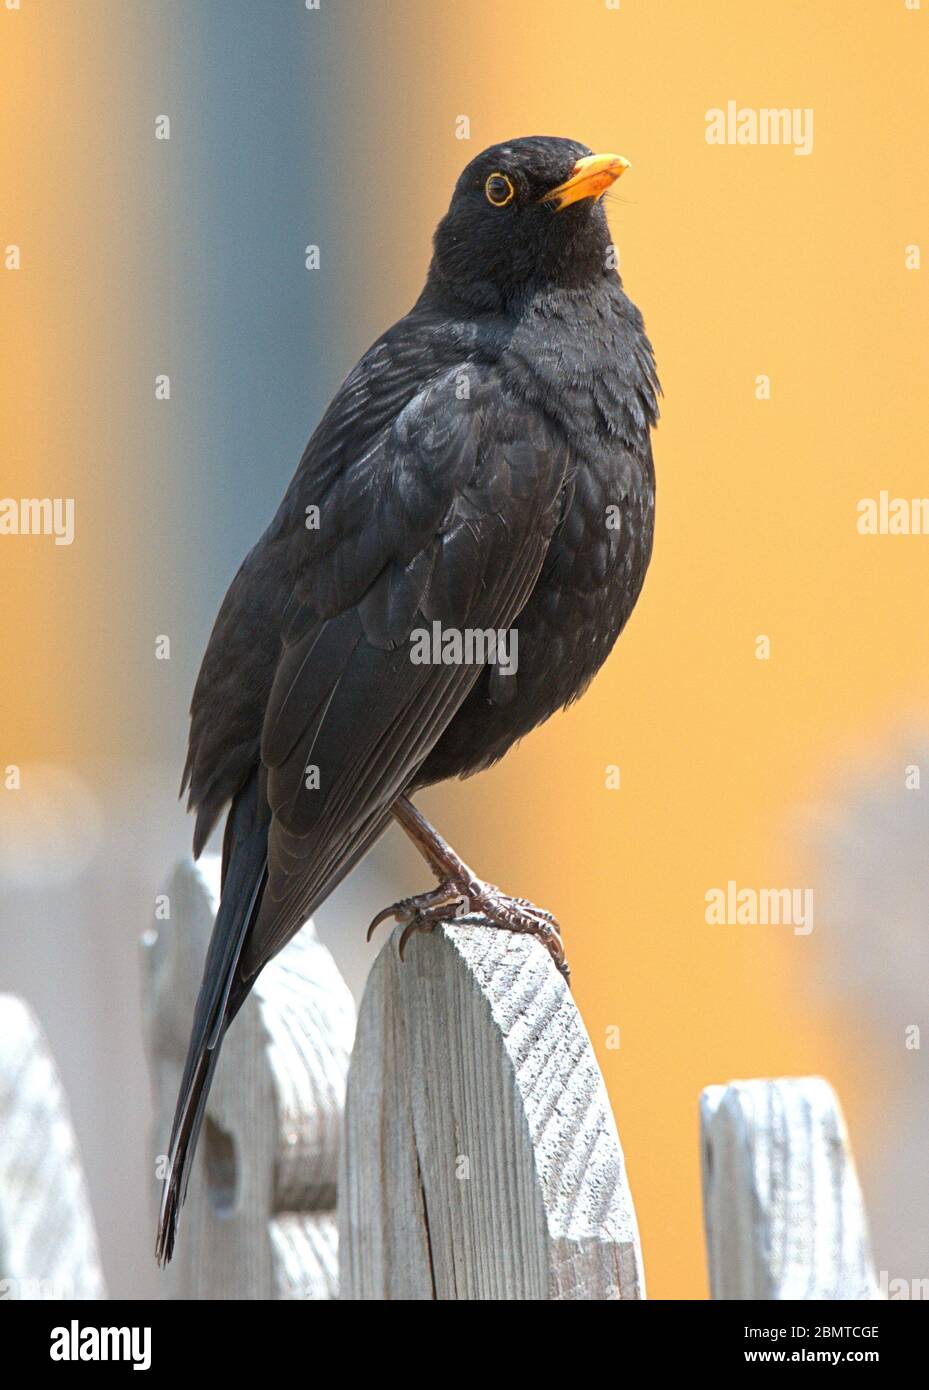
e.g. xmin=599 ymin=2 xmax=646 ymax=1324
xmin=700 ymin=1076 xmax=880 ymax=1300
xmin=0 ymin=995 xmax=106 ymax=1300
xmin=338 ymin=921 xmax=644 ymax=1300
xmin=141 ymin=857 xmax=355 ymax=1299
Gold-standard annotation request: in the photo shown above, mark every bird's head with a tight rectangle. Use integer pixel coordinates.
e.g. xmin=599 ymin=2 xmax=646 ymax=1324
xmin=426 ymin=136 xmax=630 ymax=312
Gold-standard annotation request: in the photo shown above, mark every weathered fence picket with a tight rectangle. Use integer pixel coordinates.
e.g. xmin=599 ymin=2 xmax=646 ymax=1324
xmin=338 ymin=921 xmax=645 ymax=1300
xmin=700 ymin=1077 xmax=880 ymax=1300
xmin=1 ymin=855 xmax=888 ymax=1301
xmin=0 ymin=995 xmax=106 ymax=1300
xmin=142 ymin=857 xmax=355 ymax=1299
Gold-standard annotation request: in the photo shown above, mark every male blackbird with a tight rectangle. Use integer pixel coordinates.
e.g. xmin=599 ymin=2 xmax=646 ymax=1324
xmin=157 ymin=135 xmax=659 ymax=1263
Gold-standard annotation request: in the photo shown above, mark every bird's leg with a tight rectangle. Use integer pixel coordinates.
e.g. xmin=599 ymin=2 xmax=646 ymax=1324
xmin=367 ymin=795 xmax=569 ymax=980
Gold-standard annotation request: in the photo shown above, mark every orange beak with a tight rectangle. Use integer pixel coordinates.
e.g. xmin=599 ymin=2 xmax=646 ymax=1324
xmin=542 ymin=153 xmax=631 ymax=211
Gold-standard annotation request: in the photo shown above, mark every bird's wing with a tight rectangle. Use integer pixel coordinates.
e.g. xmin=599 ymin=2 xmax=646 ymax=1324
xmin=241 ymin=363 xmax=570 ymax=978
xmin=181 ymin=318 xmax=461 ymax=854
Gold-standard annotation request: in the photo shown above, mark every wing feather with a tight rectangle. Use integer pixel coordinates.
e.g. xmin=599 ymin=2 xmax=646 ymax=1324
xmin=240 ymin=368 xmax=569 ymax=977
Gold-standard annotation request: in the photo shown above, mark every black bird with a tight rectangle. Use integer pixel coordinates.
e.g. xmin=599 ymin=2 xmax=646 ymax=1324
xmin=157 ymin=135 xmax=659 ymax=1263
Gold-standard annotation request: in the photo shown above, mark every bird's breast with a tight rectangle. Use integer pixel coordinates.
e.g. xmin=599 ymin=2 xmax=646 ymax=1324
xmin=417 ymin=434 xmax=655 ymax=787
xmin=416 ymin=284 xmax=660 ymax=785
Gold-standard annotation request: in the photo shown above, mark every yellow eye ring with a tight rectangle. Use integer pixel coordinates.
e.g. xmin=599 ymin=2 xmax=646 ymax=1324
xmin=484 ymin=172 xmax=515 ymax=207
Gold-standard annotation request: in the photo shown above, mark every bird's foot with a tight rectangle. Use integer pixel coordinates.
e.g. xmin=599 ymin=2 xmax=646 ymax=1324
xmin=367 ymin=878 xmax=569 ymax=980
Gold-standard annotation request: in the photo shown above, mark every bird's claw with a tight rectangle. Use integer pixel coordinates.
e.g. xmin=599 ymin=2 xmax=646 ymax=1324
xmin=479 ymin=887 xmax=569 ymax=980
xmin=366 ymin=902 xmax=399 ymax=942
xmin=367 ymin=886 xmax=467 ymax=944
xmin=367 ymin=878 xmax=569 ymax=980
xmin=396 ymin=903 xmax=464 ymax=960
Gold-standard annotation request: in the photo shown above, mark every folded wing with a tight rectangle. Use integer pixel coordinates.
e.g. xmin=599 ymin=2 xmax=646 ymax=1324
xmin=244 ymin=363 xmax=570 ymax=977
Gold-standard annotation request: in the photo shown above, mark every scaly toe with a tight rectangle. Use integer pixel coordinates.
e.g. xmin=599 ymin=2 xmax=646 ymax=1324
xmin=396 ymin=902 xmax=460 ymax=959
xmin=462 ymin=885 xmax=568 ymax=979
xmin=511 ymin=897 xmax=558 ymax=925
xmin=367 ymin=883 xmax=468 ymax=943
xmin=367 ymin=877 xmax=569 ymax=981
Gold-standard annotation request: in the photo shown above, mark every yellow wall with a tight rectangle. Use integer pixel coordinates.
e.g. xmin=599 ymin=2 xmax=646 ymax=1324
xmin=1 ymin=4 xmax=142 ymax=759
xmin=4 ymin=1 xmax=927 ymax=1297
xmin=361 ymin=0 xmax=929 ymax=1296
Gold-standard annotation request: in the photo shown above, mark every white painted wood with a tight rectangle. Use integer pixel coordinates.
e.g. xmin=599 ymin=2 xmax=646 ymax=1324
xmin=339 ymin=922 xmax=644 ymax=1300
xmin=700 ymin=1077 xmax=880 ymax=1300
xmin=141 ymin=857 xmax=355 ymax=1299
xmin=0 ymin=995 xmax=106 ymax=1299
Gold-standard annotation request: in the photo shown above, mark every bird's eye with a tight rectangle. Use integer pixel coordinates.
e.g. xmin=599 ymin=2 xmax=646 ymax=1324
xmin=484 ymin=172 xmax=515 ymax=207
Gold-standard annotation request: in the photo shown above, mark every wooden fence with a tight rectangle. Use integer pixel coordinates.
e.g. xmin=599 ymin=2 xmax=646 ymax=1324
xmin=0 ymin=854 xmax=881 ymax=1300
xmin=0 ymin=996 xmax=106 ymax=1300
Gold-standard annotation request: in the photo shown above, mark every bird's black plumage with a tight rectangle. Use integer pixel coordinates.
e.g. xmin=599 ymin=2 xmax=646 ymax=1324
xmin=157 ymin=135 xmax=659 ymax=1263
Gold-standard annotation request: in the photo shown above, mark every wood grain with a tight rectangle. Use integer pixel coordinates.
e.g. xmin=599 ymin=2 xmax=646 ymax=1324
xmin=0 ymin=995 xmax=106 ymax=1299
xmin=701 ymin=1077 xmax=880 ymax=1300
xmin=339 ymin=920 xmax=644 ymax=1300
xmin=142 ymin=857 xmax=355 ymax=1299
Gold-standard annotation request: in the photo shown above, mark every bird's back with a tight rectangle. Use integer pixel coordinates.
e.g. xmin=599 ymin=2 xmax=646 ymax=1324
xmin=182 ymin=305 xmax=482 ymax=854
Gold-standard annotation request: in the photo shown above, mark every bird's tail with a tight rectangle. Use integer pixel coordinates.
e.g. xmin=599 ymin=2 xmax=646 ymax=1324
xmin=155 ymin=770 xmax=270 ymax=1266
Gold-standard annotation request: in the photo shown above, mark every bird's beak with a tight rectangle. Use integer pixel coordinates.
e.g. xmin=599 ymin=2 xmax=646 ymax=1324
xmin=542 ymin=153 xmax=631 ymax=211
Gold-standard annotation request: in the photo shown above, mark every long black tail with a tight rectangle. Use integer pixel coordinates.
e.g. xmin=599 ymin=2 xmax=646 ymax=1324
xmin=155 ymin=771 xmax=270 ymax=1265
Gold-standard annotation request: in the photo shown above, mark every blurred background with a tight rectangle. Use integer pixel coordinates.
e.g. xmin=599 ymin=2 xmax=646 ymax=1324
xmin=1 ymin=0 xmax=927 ymax=1298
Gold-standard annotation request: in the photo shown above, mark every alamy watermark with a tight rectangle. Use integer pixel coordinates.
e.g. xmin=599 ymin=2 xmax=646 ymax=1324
xmin=857 ymin=492 xmax=929 ymax=535
xmin=705 ymin=880 xmax=814 ymax=936
xmin=705 ymin=101 xmax=814 ymax=157
xmin=878 ymin=1270 xmax=929 ymax=1299
xmin=0 ymin=496 xmax=74 ymax=545
xmin=409 ymin=621 xmax=517 ymax=676
xmin=49 ymin=1320 xmax=151 ymax=1370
